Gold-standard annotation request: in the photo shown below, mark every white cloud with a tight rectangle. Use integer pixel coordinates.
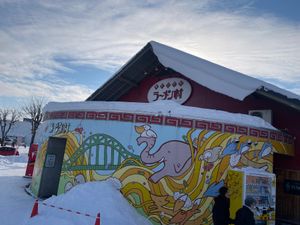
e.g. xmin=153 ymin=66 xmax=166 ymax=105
xmin=0 ymin=0 xmax=299 ymax=106
xmin=0 ymin=77 xmax=93 ymax=102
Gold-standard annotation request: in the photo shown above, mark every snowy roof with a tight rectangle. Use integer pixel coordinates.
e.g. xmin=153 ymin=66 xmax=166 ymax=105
xmin=87 ymin=41 xmax=300 ymax=110
xmin=150 ymin=41 xmax=300 ymax=101
xmin=43 ymin=100 xmax=276 ymax=130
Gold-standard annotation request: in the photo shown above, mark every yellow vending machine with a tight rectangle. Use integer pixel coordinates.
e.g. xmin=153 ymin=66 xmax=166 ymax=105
xmin=227 ymin=169 xmax=276 ymax=225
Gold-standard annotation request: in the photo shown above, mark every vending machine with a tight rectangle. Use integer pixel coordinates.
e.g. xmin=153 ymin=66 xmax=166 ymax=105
xmin=227 ymin=168 xmax=276 ymax=225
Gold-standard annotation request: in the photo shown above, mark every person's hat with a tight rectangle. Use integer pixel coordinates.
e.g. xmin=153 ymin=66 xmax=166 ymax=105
xmin=245 ymin=196 xmax=256 ymax=207
xmin=219 ymin=186 xmax=228 ymax=196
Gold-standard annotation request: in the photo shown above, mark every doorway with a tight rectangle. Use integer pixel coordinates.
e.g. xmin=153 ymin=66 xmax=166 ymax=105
xmin=38 ymin=137 xmax=67 ymax=198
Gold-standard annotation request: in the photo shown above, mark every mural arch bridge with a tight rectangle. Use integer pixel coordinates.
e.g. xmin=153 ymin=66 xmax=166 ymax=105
xmin=62 ymin=133 xmax=139 ymax=171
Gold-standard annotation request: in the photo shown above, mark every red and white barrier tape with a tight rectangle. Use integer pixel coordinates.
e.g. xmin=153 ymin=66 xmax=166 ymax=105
xmin=40 ymin=201 xmax=98 ymax=219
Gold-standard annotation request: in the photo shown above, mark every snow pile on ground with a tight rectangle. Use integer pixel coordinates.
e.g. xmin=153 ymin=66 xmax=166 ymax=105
xmin=24 ymin=178 xmax=152 ymax=225
xmin=0 ymin=157 xmax=13 ymax=168
xmin=0 ymin=146 xmax=34 ymax=225
xmin=0 ymin=146 xmax=151 ymax=225
xmin=0 ymin=146 xmax=29 ymax=170
xmin=1 ymin=147 xmax=151 ymax=225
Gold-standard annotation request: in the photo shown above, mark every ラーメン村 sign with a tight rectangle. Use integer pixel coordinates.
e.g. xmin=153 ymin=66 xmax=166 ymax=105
xmin=147 ymin=77 xmax=192 ymax=104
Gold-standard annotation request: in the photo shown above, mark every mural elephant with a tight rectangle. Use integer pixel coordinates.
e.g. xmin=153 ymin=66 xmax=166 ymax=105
xmin=135 ymin=125 xmax=195 ymax=183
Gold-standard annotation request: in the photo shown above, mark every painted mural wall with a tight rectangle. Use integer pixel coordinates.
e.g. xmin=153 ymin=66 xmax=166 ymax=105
xmin=30 ymin=110 xmax=294 ymax=225
xmin=120 ymin=74 xmax=300 ymax=171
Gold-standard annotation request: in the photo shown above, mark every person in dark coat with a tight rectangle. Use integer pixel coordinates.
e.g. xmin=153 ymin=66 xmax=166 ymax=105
xmin=212 ymin=186 xmax=234 ymax=225
xmin=235 ymin=196 xmax=256 ymax=225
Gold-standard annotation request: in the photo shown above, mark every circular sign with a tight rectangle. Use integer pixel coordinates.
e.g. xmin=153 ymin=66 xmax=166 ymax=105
xmin=147 ymin=77 xmax=192 ymax=104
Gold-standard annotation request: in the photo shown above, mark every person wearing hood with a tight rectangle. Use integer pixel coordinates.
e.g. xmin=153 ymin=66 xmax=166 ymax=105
xmin=212 ymin=186 xmax=234 ymax=225
xmin=235 ymin=196 xmax=256 ymax=225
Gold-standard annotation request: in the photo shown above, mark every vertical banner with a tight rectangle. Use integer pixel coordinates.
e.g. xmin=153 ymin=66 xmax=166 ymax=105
xmin=227 ymin=170 xmax=244 ymax=219
xmin=25 ymin=144 xmax=38 ymax=177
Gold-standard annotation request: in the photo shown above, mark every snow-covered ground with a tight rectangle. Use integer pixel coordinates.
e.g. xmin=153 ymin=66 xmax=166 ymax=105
xmin=0 ymin=146 xmax=34 ymax=225
xmin=0 ymin=146 xmax=151 ymax=225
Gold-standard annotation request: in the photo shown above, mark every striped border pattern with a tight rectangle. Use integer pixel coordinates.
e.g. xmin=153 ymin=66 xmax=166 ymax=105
xmin=44 ymin=111 xmax=294 ymax=144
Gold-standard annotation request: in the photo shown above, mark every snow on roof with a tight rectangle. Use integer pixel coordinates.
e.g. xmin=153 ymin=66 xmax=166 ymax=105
xmin=150 ymin=41 xmax=300 ymax=101
xmin=44 ymin=100 xmax=276 ymax=130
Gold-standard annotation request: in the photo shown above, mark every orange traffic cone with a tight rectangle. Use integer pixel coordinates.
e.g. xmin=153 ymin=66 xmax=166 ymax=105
xmin=94 ymin=213 xmax=100 ymax=225
xmin=30 ymin=200 xmax=39 ymax=217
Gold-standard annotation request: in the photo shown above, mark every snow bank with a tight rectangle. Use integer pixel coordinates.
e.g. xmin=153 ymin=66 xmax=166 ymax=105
xmin=44 ymin=100 xmax=276 ymax=130
xmin=0 ymin=146 xmax=28 ymax=170
xmin=24 ymin=178 xmax=152 ymax=225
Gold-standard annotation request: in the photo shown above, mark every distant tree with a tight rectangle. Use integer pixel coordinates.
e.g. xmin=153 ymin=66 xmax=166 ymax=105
xmin=22 ymin=97 xmax=45 ymax=147
xmin=0 ymin=109 xmax=19 ymax=146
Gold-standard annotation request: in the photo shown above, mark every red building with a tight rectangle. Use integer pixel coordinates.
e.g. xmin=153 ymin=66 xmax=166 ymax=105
xmin=87 ymin=41 xmax=300 ymax=223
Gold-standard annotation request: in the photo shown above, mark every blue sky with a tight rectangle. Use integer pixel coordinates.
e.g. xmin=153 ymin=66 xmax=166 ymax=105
xmin=0 ymin=0 xmax=299 ymax=109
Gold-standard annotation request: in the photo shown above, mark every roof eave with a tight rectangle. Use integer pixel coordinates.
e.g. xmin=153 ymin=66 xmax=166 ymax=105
xmin=86 ymin=42 xmax=156 ymax=101
xmin=255 ymin=89 xmax=300 ymax=111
